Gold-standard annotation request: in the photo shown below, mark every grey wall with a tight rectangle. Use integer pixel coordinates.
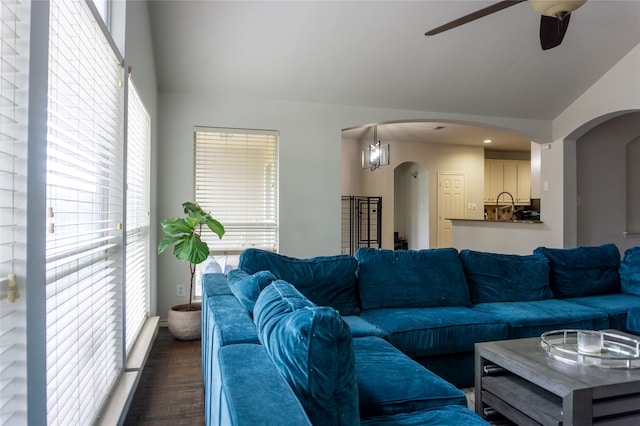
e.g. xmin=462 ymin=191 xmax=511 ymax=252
xmin=577 ymin=111 xmax=640 ymax=252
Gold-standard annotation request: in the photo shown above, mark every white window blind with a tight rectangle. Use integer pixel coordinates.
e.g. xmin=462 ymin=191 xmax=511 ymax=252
xmin=125 ymin=76 xmax=150 ymax=356
xmin=194 ymin=127 xmax=279 ymax=255
xmin=0 ymin=0 xmax=29 ymax=424
xmin=46 ymin=0 xmax=124 ymax=423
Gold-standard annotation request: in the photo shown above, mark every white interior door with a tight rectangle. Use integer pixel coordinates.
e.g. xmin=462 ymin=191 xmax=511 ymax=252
xmin=438 ymin=172 xmax=466 ymax=248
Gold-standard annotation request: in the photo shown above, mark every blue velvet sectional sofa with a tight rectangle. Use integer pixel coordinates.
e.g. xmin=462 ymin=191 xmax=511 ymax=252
xmin=202 ymin=244 xmax=640 ymax=425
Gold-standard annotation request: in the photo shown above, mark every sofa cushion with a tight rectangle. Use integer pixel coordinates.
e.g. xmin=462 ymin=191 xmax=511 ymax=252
xmin=253 ymin=281 xmax=359 ymax=426
xmin=534 ymin=244 xmax=621 ymax=298
xmin=459 ymin=250 xmax=552 ymax=303
xmin=355 ymin=248 xmax=471 ymax=309
xmin=472 ymin=299 xmax=610 ymax=339
xmin=620 ymin=246 xmax=640 ymax=296
xmin=342 ymin=315 xmax=388 ymax=339
xmin=359 ymin=306 xmax=508 ymax=357
xmin=239 ymin=248 xmax=360 ymax=315
xmin=360 ymin=405 xmax=490 ymax=426
xmin=226 ymin=269 xmax=276 ymax=316
xmin=563 ymin=293 xmax=640 ymax=331
xmin=353 ymin=336 xmax=467 ymax=418
xmin=627 ymin=307 xmax=640 ymax=335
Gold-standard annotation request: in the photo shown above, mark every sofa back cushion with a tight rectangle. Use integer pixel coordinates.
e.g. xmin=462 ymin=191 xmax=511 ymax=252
xmin=620 ymin=246 xmax=640 ymax=296
xmin=239 ymin=248 xmax=360 ymax=315
xmin=226 ymin=269 xmax=276 ymax=316
xmin=355 ymin=248 xmax=471 ymax=309
xmin=459 ymin=250 xmax=552 ymax=303
xmin=253 ymin=281 xmax=359 ymax=426
xmin=534 ymin=244 xmax=621 ymax=298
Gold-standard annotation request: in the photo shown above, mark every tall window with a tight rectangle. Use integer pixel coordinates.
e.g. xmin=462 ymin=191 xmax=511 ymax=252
xmin=0 ymin=0 xmax=30 ymax=423
xmin=125 ymin=76 xmax=150 ymax=356
xmin=194 ymin=127 xmax=279 ymax=263
xmin=46 ymin=0 xmax=124 ymax=423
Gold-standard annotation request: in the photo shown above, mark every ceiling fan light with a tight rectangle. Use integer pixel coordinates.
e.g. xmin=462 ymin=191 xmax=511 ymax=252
xmin=530 ymin=0 xmax=586 ymax=18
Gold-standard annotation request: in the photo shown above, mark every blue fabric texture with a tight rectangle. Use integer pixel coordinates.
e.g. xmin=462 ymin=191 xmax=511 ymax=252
xmin=459 ymin=250 xmax=552 ymax=303
xmin=253 ymin=281 xmax=359 ymax=426
xmin=472 ymin=299 xmax=609 ymax=338
xmin=627 ymin=307 xmax=640 ymax=335
xmin=217 ymin=344 xmax=312 ymax=426
xmin=202 ymin=272 xmax=233 ymax=296
xmin=360 ymin=405 xmax=490 ymax=426
xmin=620 ymin=246 xmax=640 ymax=296
xmin=353 ymin=336 xmax=467 ymax=418
xmin=239 ymin=248 xmax=360 ymax=315
xmin=563 ymin=293 xmax=640 ymax=331
xmin=534 ymin=244 xmax=621 ymax=298
xmin=226 ymin=269 xmax=276 ymax=316
xmin=341 ymin=315 xmax=388 ymax=338
xmin=359 ymin=306 xmax=507 ymax=357
xmin=355 ymin=248 xmax=471 ymax=309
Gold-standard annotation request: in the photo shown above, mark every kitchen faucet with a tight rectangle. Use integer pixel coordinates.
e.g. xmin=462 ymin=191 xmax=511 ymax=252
xmin=496 ymin=191 xmax=515 ymax=221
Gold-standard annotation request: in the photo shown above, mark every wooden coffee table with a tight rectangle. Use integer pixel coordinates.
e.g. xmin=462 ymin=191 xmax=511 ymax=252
xmin=475 ymin=331 xmax=640 ymax=426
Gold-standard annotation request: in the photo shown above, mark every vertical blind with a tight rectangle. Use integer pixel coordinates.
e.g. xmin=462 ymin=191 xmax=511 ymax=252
xmin=194 ymin=127 xmax=279 ymax=255
xmin=0 ymin=0 xmax=29 ymax=423
xmin=46 ymin=0 xmax=124 ymax=423
xmin=125 ymin=76 xmax=150 ymax=357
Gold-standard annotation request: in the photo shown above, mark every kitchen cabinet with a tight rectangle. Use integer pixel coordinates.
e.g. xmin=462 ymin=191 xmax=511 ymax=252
xmin=484 ymin=159 xmax=531 ymax=205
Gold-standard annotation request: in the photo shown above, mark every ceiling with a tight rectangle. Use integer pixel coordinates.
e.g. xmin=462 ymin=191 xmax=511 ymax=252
xmin=148 ymin=0 xmax=640 ymax=151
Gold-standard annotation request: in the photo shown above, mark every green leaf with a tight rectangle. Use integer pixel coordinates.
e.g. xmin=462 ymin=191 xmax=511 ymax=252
xmin=161 ymin=218 xmax=193 ymax=235
xmin=157 ymin=235 xmax=182 ymax=254
xmin=183 ymin=201 xmax=205 ymax=216
xmin=173 ymin=234 xmax=209 ymax=264
xmin=206 ymin=217 xmax=225 ymax=239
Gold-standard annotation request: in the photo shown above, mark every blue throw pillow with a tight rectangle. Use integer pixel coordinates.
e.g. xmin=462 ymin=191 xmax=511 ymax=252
xmin=459 ymin=250 xmax=552 ymax=303
xmin=253 ymin=281 xmax=359 ymax=426
xmin=534 ymin=244 xmax=621 ymax=298
xmin=239 ymin=248 xmax=360 ymax=315
xmin=355 ymin=248 xmax=471 ymax=309
xmin=226 ymin=269 xmax=276 ymax=316
xmin=620 ymin=246 xmax=640 ymax=296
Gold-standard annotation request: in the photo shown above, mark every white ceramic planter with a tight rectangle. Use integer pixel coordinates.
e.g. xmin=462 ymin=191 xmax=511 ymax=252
xmin=167 ymin=303 xmax=202 ymax=340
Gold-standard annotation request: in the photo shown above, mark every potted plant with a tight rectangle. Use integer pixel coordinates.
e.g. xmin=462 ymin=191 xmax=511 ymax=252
xmin=158 ymin=201 xmax=224 ymax=340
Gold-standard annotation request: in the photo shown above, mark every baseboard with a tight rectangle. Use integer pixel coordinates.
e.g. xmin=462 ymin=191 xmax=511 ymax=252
xmin=95 ymin=316 xmax=160 ymax=426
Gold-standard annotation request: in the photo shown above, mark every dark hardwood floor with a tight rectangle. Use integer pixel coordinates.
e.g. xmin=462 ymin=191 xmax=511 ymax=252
xmin=124 ymin=327 xmax=205 ymax=425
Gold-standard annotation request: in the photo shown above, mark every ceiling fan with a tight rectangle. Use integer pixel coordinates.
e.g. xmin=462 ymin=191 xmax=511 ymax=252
xmin=425 ymin=0 xmax=586 ymax=50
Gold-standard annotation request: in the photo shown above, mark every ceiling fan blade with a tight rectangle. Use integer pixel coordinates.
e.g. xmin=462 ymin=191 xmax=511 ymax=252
xmin=539 ymin=13 xmax=571 ymax=50
xmin=425 ymin=0 xmax=526 ymax=36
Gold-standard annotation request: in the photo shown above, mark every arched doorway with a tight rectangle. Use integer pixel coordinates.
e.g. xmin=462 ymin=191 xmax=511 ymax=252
xmin=394 ymin=162 xmax=429 ymax=250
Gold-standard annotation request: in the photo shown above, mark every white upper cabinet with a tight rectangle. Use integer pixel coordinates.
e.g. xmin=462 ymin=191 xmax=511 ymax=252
xmin=484 ymin=159 xmax=531 ymax=205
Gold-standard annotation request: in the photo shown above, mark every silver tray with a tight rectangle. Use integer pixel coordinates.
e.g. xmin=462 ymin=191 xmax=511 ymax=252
xmin=540 ymin=329 xmax=640 ymax=368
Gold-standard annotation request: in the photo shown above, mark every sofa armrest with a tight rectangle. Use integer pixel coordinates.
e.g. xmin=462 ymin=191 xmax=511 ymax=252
xmin=217 ymin=344 xmax=311 ymax=426
xmin=203 ymin=272 xmax=233 ymax=298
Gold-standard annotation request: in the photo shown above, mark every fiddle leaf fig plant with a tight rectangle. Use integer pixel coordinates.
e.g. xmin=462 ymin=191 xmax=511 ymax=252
xmin=158 ymin=202 xmax=224 ymax=310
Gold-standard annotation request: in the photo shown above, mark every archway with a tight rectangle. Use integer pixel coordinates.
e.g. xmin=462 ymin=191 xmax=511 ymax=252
xmin=394 ymin=162 xmax=429 ymax=250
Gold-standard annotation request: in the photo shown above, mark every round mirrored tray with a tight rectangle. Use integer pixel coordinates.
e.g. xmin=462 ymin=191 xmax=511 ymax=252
xmin=540 ymin=329 xmax=640 ymax=368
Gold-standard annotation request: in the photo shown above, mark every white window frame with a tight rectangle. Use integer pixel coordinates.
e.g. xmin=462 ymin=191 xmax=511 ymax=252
xmin=193 ymin=127 xmax=279 ymax=292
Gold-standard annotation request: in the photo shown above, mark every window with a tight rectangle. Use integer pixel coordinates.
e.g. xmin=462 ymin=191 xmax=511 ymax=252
xmin=0 ymin=0 xmax=30 ymax=423
xmin=194 ymin=127 xmax=279 ymax=263
xmin=125 ymin=76 xmax=150 ymax=357
xmin=46 ymin=0 xmax=124 ymax=423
